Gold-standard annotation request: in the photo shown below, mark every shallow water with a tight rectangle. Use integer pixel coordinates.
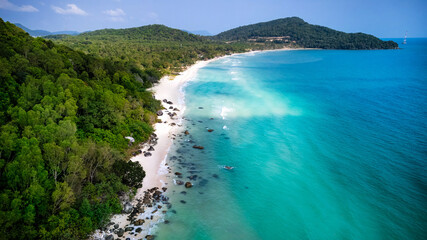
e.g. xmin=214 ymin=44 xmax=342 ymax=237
xmin=156 ymin=39 xmax=427 ymax=240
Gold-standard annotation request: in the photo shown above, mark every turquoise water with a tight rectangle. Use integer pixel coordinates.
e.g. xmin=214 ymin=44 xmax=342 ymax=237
xmin=156 ymin=39 xmax=427 ymax=240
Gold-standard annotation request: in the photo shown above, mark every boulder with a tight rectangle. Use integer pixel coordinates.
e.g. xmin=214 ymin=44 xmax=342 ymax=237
xmin=146 ymin=235 xmax=155 ymax=240
xmin=180 ymin=200 xmax=186 ymax=204
xmin=105 ymin=235 xmax=114 ymax=240
xmin=175 ymin=172 xmax=182 ymax=176
xmin=123 ymin=202 xmax=133 ymax=214
xmin=156 ymin=110 xmax=163 ymax=116
xmin=185 ymin=182 xmax=193 ymax=188
xmin=114 ymin=224 xmax=119 ymax=229
xmin=189 ymin=175 xmax=198 ymax=180
xmin=147 ymin=146 xmax=155 ymax=151
xmin=176 ymin=180 xmax=184 ymax=185
xmin=163 ymin=99 xmax=168 ymax=103
xmin=125 ymin=227 xmax=134 ymax=232
xmin=144 ymin=152 xmax=152 ymax=157
xmin=184 ymin=130 xmax=189 ymax=135
xmin=134 ymin=219 xmax=145 ymax=226
xmin=135 ymin=227 xmax=142 ymax=233
xmin=117 ymin=228 xmax=125 ymax=237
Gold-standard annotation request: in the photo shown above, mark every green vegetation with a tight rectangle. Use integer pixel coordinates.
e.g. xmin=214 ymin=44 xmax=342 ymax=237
xmin=212 ymin=17 xmax=398 ymax=49
xmin=0 ymin=18 xmax=157 ymax=239
xmin=45 ymin=24 xmax=250 ymax=74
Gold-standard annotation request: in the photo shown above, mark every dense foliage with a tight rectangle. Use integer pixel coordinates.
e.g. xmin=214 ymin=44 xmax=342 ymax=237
xmin=212 ymin=17 xmax=398 ymax=49
xmin=45 ymin=25 xmax=250 ymax=74
xmin=0 ymin=18 xmax=157 ymax=239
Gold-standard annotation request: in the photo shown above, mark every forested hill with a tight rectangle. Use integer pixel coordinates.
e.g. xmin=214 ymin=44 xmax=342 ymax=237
xmin=212 ymin=17 xmax=398 ymax=50
xmin=45 ymin=25 xmax=248 ymax=73
xmin=79 ymin=24 xmax=203 ymax=42
xmin=0 ymin=18 xmax=161 ymax=239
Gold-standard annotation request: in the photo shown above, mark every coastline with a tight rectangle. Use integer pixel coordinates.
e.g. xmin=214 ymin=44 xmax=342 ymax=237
xmin=92 ymin=47 xmax=301 ymax=239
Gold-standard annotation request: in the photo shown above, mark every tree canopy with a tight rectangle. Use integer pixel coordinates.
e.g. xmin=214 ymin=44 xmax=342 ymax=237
xmin=0 ymin=18 xmax=154 ymax=239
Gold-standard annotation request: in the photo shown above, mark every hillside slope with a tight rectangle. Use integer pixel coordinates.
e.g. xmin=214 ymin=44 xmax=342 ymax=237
xmin=212 ymin=17 xmax=398 ymax=49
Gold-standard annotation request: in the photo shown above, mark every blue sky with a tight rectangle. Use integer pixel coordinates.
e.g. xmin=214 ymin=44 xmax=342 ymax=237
xmin=0 ymin=0 xmax=426 ymax=37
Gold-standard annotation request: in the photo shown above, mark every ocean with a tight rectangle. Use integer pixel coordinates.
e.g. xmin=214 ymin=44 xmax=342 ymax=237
xmin=154 ymin=39 xmax=427 ymax=240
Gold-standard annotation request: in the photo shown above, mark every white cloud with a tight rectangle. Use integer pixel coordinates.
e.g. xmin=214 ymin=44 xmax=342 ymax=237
xmin=104 ymin=8 xmax=125 ymax=22
xmin=0 ymin=0 xmax=38 ymax=12
xmin=103 ymin=8 xmax=125 ymax=17
xmin=52 ymin=4 xmax=87 ymax=15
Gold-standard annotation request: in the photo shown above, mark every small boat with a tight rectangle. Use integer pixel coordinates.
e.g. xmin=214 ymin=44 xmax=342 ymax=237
xmin=224 ymin=166 xmax=234 ymax=170
xmin=402 ymin=31 xmax=407 ymax=45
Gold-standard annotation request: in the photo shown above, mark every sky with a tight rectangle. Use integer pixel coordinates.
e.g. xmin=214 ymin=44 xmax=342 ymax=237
xmin=0 ymin=0 xmax=426 ymax=37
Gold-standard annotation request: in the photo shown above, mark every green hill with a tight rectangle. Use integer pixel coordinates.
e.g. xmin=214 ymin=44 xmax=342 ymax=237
xmin=45 ymin=25 xmax=248 ymax=73
xmin=80 ymin=24 xmax=203 ymax=42
xmin=212 ymin=17 xmax=398 ymax=49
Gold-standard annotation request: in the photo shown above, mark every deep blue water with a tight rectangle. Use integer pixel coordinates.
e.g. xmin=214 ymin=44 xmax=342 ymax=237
xmin=156 ymin=39 xmax=427 ymax=240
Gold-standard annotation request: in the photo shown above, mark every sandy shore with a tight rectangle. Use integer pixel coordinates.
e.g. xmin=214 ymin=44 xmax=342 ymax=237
xmin=92 ymin=59 xmax=219 ymax=240
xmin=92 ymin=48 xmax=303 ymax=239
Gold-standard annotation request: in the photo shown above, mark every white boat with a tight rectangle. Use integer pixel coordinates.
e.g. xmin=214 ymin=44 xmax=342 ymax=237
xmin=402 ymin=31 xmax=407 ymax=44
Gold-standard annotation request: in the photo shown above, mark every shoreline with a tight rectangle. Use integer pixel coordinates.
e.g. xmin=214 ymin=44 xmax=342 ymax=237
xmin=92 ymin=47 xmax=301 ymax=239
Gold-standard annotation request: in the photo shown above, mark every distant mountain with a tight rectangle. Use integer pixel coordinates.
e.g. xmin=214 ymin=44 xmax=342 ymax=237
xmin=14 ymin=23 xmax=79 ymax=37
xmin=212 ymin=17 xmax=398 ymax=50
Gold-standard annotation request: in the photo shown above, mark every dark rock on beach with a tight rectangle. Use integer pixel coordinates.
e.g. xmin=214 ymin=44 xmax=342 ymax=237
xmin=156 ymin=110 xmax=163 ymax=116
xmin=185 ymin=182 xmax=193 ymax=188
xmin=117 ymin=228 xmax=125 ymax=237
xmin=147 ymin=146 xmax=155 ymax=151
xmin=144 ymin=152 xmax=152 ymax=157
xmin=105 ymin=235 xmax=114 ymax=240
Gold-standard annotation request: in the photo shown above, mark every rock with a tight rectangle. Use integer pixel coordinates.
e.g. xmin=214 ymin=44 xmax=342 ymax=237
xmin=184 ymin=130 xmax=189 ymax=135
xmin=173 ymin=108 xmax=180 ymax=111
xmin=198 ymin=107 xmax=203 ymax=109
xmin=188 ymin=175 xmax=198 ymax=180
xmin=212 ymin=174 xmax=219 ymax=179
xmin=117 ymin=228 xmax=125 ymax=237
xmin=169 ymin=106 xmax=173 ymax=109
xmin=163 ymin=99 xmax=168 ymax=103
xmin=180 ymin=191 xmax=187 ymax=195
xmin=176 ymin=180 xmax=184 ymax=185
xmin=162 ymin=187 xmax=167 ymax=192
xmin=156 ymin=110 xmax=163 ymax=116
xmin=167 ymin=101 xmax=173 ymax=104
xmin=146 ymin=235 xmax=155 ymax=240
xmin=144 ymin=152 xmax=152 ymax=157
xmin=158 ymin=205 xmax=162 ymax=209
xmin=125 ymin=227 xmax=134 ymax=232
xmin=135 ymin=228 xmax=142 ymax=233
xmin=180 ymin=200 xmax=186 ymax=204
xmin=192 ymin=145 xmax=204 ymax=149
xmin=147 ymin=146 xmax=155 ymax=151
xmin=185 ymin=182 xmax=193 ymax=188
xmin=208 ymin=129 xmax=214 ymax=132
xmin=175 ymin=172 xmax=182 ymax=176
xmin=123 ymin=202 xmax=133 ymax=214
xmin=105 ymin=235 xmax=114 ymax=240
xmin=114 ymin=224 xmax=119 ymax=229
xmin=164 ymin=220 xmax=170 ymax=224
xmin=134 ymin=219 xmax=145 ymax=226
